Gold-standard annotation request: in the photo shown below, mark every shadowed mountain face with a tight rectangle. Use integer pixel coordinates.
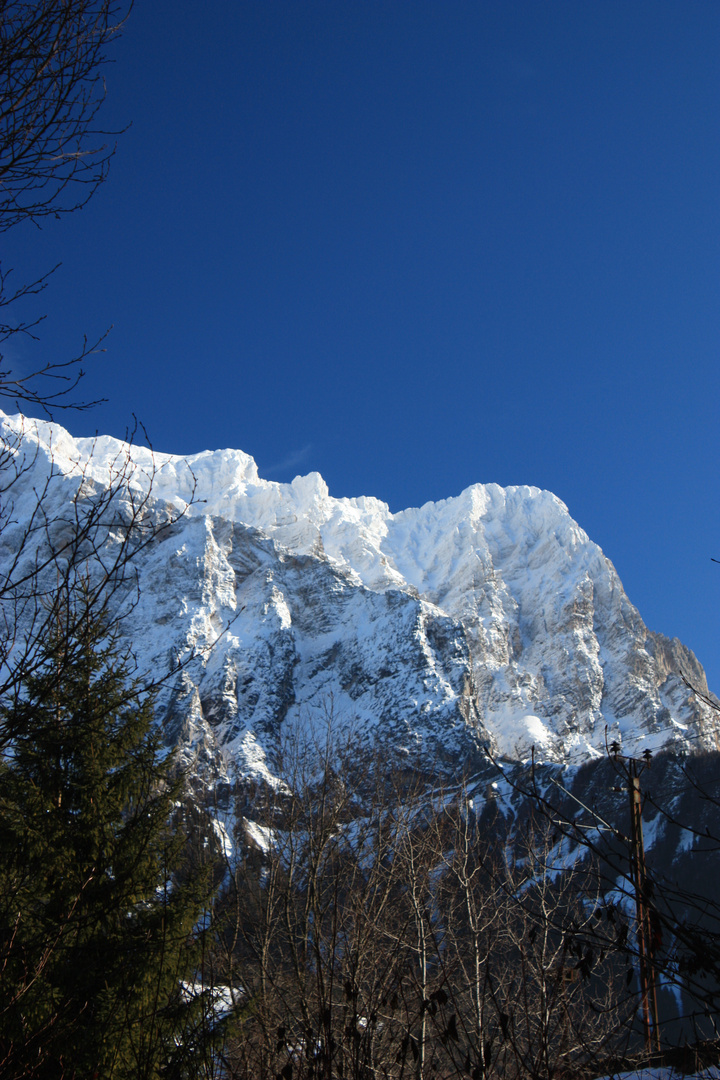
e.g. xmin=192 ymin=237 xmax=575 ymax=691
xmin=2 ymin=410 xmax=718 ymax=785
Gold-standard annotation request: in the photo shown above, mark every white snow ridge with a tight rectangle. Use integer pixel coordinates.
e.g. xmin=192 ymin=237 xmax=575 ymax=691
xmin=2 ymin=410 xmax=717 ymax=781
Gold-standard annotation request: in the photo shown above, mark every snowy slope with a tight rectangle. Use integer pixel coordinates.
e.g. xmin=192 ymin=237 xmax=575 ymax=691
xmin=2 ymin=411 xmax=716 ymax=781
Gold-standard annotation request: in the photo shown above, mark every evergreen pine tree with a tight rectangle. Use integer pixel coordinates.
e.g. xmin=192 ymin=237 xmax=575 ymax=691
xmin=0 ymin=596 xmax=218 ymax=1078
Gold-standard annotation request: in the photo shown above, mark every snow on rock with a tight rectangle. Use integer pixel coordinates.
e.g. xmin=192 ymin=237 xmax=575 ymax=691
xmin=2 ymin=410 xmax=717 ymax=781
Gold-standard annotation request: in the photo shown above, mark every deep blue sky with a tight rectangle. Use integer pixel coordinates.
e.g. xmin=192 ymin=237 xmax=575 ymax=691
xmin=8 ymin=2 xmax=720 ymax=689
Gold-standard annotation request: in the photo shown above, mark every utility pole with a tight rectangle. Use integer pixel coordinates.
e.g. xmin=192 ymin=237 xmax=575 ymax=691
xmin=609 ymin=742 xmax=661 ymax=1057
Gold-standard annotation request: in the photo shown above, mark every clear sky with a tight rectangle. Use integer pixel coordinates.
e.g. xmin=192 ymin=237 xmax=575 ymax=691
xmin=7 ymin=2 xmax=720 ymax=690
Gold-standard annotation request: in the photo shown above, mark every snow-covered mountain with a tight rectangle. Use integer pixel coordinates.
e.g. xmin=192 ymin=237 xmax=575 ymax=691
xmin=3 ymin=411 xmax=717 ymax=783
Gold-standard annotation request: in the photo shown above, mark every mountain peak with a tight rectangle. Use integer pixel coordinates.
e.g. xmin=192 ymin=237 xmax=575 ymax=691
xmin=3 ymin=409 xmax=716 ymax=781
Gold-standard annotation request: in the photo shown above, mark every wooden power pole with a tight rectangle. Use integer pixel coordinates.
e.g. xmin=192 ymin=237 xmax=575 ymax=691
xmin=609 ymin=743 xmax=661 ymax=1056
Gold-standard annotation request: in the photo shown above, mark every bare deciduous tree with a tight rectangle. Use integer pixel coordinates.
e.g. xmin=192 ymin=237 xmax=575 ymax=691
xmin=0 ymin=0 xmax=131 ymax=412
xmin=211 ymin=723 xmax=632 ymax=1079
xmin=0 ymin=0 xmax=130 ymax=231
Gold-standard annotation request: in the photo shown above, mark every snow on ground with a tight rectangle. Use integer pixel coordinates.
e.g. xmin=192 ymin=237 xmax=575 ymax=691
xmin=600 ymin=1070 xmax=720 ymax=1080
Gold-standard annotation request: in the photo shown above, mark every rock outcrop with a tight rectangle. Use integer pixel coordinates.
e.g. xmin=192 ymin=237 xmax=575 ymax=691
xmin=3 ymin=411 xmax=717 ymax=783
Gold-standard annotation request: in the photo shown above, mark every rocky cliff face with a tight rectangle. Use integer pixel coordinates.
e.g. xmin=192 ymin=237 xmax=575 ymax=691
xmin=3 ymin=411 xmax=717 ymax=784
